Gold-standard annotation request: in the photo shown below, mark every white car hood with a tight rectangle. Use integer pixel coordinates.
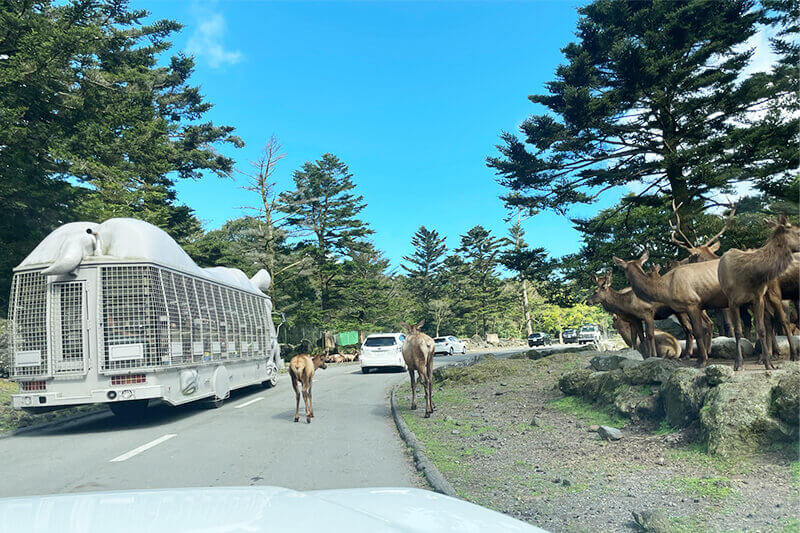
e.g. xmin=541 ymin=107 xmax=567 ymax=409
xmin=0 ymin=486 xmax=544 ymax=532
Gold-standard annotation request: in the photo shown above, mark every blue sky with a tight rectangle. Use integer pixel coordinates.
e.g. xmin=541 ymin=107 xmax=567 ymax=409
xmin=141 ymin=0 xmax=620 ymax=269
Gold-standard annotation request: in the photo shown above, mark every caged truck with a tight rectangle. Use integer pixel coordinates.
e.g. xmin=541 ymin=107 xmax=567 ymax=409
xmin=6 ymin=218 xmax=284 ymax=417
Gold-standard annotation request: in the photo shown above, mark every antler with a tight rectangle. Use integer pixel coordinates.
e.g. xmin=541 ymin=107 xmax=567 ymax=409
xmin=700 ymin=201 xmax=737 ymax=247
xmin=669 ymin=200 xmax=696 ymax=251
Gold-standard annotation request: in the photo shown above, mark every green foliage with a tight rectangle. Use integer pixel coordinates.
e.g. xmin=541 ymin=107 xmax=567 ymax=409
xmin=402 ymin=225 xmax=448 ymax=307
xmin=664 ymin=477 xmax=737 ymax=500
xmin=547 ymin=396 xmax=627 ymax=428
xmin=457 ymin=225 xmax=508 ymax=337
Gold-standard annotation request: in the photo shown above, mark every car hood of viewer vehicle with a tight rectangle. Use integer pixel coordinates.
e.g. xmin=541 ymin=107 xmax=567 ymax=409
xmin=0 ymin=486 xmax=545 ymax=533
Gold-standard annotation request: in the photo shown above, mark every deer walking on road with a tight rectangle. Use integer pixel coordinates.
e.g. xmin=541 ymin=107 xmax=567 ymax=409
xmin=401 ymin=320 xmax=436 ymax=418
xmin=289 ymin=353 xmax=327 ymax=423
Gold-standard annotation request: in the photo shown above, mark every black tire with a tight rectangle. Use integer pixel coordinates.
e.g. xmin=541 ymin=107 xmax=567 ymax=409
xmin=109 ymin=399 xmax=149 ymax=419
xmin=449 ymin=347 xmax=454 ymax=356
xmin=205 ymin=397 xmax=224 ymax=409
xmin=262 ymin=374 xmax=278 ymax=388
xmin=362 ymin=367 xmax=370 ymax=374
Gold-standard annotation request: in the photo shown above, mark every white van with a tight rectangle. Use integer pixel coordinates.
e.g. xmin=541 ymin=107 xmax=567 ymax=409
xmin=360 ymin=333 xmax=406 ymax=373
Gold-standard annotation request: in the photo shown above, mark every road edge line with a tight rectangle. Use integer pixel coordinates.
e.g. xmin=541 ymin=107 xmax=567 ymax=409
xmin=0 ymin=407 xmax=109 ymax=440
xmin=390 ymin=383 xmax=458 ymax=498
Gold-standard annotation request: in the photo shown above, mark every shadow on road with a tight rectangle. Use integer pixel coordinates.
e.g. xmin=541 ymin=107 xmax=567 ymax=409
xmin=25 ymin=383 xmax=271 ymax=437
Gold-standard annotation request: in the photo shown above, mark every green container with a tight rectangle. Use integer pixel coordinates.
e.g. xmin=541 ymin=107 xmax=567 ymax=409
xmin=337 ymin=330 xmax=359 ymax=346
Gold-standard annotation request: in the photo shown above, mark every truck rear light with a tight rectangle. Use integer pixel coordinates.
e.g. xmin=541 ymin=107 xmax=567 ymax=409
xmin=21 ymin=381 xmax=46 ymax=392
xmin=112 ymin=374 xmax=146 ymax=385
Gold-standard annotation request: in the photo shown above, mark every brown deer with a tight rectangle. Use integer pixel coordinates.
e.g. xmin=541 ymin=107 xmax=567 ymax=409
xmin=587 ymin=273 xmax=695 ymax=359
xmin=718 ymin=216 xmax=800 ymax=370
xmin=613 ymin=251 xmax=729 ymax=366
xmin=401 ymin=320 xmax=435 ymax=418
xmin=288 ymin=353 xmax=327 ymax=423
xmin=612 ymin=314 xmax=681 ymax=359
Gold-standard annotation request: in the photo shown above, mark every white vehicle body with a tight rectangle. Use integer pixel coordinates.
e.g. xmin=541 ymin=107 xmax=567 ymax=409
xmin=0 ymin=486 xmax=545 ymax=532
xmin=577 ymin=324 xmax=602 ymax=344
xmin=433 ymin=335 xmax=466 ymax=355
xmin=360 ymin=333 xmax=406 ymax=372
xmin=7 ymin=218 xmax=282 ymax=413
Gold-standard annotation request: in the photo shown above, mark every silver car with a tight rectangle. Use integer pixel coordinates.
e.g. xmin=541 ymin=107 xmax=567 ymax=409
xmin=434 ymin=336 xmax=466 ymax=356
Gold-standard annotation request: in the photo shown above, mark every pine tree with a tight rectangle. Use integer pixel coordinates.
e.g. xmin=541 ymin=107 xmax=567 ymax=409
xmin=401 ymin=226 xmax=448 ymax=309
xmin=278 ymin=154 xmax=373 ymax=322
xmin=457 ymin=226 xmax=506 ymax=338
xmin=488 ymin=0 xmax=788 ymax=234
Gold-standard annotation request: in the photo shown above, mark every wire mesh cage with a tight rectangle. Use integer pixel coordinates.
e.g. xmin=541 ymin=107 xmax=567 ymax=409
xmin=9 ymin=271 xmax=49 ymax=378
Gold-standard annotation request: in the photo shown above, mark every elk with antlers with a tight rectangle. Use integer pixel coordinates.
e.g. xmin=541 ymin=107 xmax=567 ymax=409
xmin=669 ymin=200 xmax=736 ymax=265
xmin=401 ymin=320 xmax=435 ymax=418
xmin=289 ymin=352 xmax=328 ymax=423
xmin=613 ymin=251 xmax=729 ymax=367
xmin=718 ymin=216 xmax=800 ymax=370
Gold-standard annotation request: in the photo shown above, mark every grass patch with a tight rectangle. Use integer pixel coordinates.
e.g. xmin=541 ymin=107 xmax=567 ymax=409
xmin=652 ymin=418 xmax=677 ymax=435
xmin=791 ymin=462 xmax=800 ymax=490
xmin=779 ymin=518 xmax=800 ymax=533
xmin=665 ymin=476 xmax=737 ymax=500
xmin=433 ymin=356 xmax=530 ymax=385
xmin=547 ymin=395 xmax=627 ymax=428
xmin=667 ymin=442 xmax=751 ymax=475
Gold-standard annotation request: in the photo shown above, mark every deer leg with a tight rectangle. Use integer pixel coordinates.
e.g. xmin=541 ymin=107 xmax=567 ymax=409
xmin=741 ymin=306 xmax=752 ymax=340
xmin=418 ymin=367 xmax=432 ymax=418
xmin=291 ymin=372 xmax=300 ymax=423
xmin=302 ymin=381 xmax=312 ymax=423
xmin=726 ymin=307 xmax=744 ymax=372
xmin=307 ymin=382 xmax=314 ymax=420
xmin=687 ymin=307 xmax=710 ymax=367
xmin=643 ymin=316 xmax=657 ymax=359
xmin=427 ymin=352 xmax=435 ymax=412
xmin=630 ymin=320 xmax=645 ymax=355
xmin=767 ymin=290 xmax=797 ymax=362
xmin=408 ymin=369 xmax=417 ymax=410
xmin=752 ymin=296 xmax=774 ymax=370
xmin=675 ymin=313 xmax=694 ymax=359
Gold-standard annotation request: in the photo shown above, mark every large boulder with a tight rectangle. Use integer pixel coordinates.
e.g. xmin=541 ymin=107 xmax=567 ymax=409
xmin=655 ymin=318 xmax=685 ymax=340
xmin=700 ymin=374 xmax=794 ymax=456
xmin=558 ymin=369 xmax=593 ymax=396
xmin=756 ymin=336 xmax=800 ymax=357
xmin=613 ymin=384 xmax=662 ymax=420
xmin=486 ymin=333 xmax=500 ymax=345
xmin=710 ymin=336 xmax=754 ymax=360
xmin=771 ymin=363 xmax=800 ymax=427
xmin=621 ymin=358 xmax=680 ymax=385
xmin=585 ymin=369 xmax=627 ymax=403
xmin=662 ymin=367 xmax=708 ymax=428
xmin=704 ymin=364 xmax=734 ymax=386
xmin=590 ymin=350 xmax=644 ymax=371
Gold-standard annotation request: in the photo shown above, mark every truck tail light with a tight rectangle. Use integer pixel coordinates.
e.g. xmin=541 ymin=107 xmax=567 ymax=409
xmin=21 ymin=381 xmax=46 ymax=392
xmin=111 ymin=374 xmax=146 ymax=385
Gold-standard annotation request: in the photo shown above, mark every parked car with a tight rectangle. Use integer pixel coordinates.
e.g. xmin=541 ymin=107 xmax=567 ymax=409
xmin=434 ymin=336 xmax=466 ymax=356
xmin=577 ymin=324 xmax=602 ymax=344
xmin=360 ymin=333 xmax=406 ymax=373
xmin=527 ymin=332 xmax=551 ymax=347
xmin=562 ymin=328 xmax=578 ymax=344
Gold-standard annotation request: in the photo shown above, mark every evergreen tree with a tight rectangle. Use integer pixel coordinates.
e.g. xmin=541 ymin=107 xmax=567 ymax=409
xmin=401 ymin=226 xmax=447 ymax=309
xmin=278 ymin=154 xmax=373 ymax=322
xmin=457 ymin=226 xmax=506 ymax=338
xmin=488 ymin=0 xmax=788 ymax=234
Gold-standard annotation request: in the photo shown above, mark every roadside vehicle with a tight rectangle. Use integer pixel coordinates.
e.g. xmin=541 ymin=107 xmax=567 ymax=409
xmin=433 ymin=335 xmax=466 ymax=356
xmin=527 ymin=332 xmax=551 ymax=347
xmin=7 ymin=219 xmax=283 ymax=417
xmin=562 ymin=328 xmax=578 ymax=344
xmin=577 ymin=324 xmax=602 ymax=344
xmin=360 ymin=333 xmax=406 ymax=373
xmin=0 ymin=486 xmax=545 ymax=532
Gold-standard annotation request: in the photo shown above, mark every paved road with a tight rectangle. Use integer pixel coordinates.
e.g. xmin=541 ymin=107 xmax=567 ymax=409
xmin=0 ymin=346 xmax=531 ymax=498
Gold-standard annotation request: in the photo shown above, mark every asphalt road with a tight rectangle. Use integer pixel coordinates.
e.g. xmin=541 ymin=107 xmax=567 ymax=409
xmin=0 ymin=346 xmax=532 ymax=498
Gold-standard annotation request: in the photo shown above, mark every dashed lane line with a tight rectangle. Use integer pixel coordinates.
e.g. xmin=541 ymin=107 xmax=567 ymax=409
xmin=110 ymin=434 xmax=177 ymax=462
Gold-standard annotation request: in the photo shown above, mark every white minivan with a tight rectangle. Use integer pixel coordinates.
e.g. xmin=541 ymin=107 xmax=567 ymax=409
xmin=360 ymin=333 xmax=406 ymax=373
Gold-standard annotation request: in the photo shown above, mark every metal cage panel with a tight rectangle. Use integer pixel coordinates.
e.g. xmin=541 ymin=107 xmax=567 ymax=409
xmin=97 ymin=264 xmax=271 ymax=374
xmin=9 ymin=272 xmax=49 ymax=378
xmin=51 ymin=281 xmax=87 ymax=375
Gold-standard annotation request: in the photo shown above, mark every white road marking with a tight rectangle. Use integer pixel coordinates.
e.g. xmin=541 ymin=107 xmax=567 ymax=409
xmin=110 ymin=434 xmax=177 ymax=462
xmin=234 ymin=397 xmax=264 ymax=409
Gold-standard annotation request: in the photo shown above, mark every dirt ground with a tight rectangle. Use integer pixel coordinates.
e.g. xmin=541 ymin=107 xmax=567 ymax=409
xmin=397 ymin=352 xmax=799 ymax=533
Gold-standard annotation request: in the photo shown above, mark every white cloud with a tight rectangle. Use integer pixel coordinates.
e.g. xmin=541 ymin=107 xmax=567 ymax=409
xmin=186 ymin=5 xmax=243 ymax=69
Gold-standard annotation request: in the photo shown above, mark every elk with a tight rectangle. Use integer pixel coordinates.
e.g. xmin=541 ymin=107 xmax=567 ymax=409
xmin=401 ymin=320 xmax=435 ymax=418
xmin=612 ymin=314 xmax=681 ymax=359
xmin=587 ymin=273 xmax=695 ymax=359
xmin=718 ymin=216 xmax=800 ymax=370
xmin=289 ymin=352 xmax=327 ymax=423
xmin=613 ymin=251 xmax=729 ymax=366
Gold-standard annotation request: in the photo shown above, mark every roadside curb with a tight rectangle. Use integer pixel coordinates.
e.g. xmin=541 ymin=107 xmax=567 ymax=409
xmin=0 ymin=407 xmax=108 ymax=440
xmin=390 ymin=383 xmax=458 ymax=498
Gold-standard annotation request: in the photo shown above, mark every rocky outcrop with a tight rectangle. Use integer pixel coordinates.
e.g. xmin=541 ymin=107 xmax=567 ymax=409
xmin=661 ymin=367 xmax=708 ymax=428
xmin=621 ymin=358 xmax=680 ymax=385
xmin=590 ymin=350 xmax=643 ymax=371
xmin=710 ymin=336 xmax=754 ymax=360
xmin=770 ymin=364 xmax=800 ymax=427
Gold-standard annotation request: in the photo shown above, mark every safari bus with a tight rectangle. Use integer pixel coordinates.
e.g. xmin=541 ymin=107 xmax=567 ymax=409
xmin=7 ymin=218 xmax=283 ymax=416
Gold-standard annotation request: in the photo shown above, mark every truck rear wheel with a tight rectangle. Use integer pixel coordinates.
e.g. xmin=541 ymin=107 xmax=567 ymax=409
xmin=109 ymin=399 xmax=149 ymax=419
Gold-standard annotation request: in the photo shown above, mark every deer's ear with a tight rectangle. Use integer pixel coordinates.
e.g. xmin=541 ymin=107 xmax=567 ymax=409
xmin=612 ymin=256 xmax=626 ymax=268
xmin=639 ymin=250 xmax=649 ymax=264
xmin=400 ymin=322 xmax=411 ymax=331
xmin=708 ymin=241 xmax=720 ymax=252
xmin=777 ymin=214 xmax=789 ymax=226
xmin=416 ymin=319 xmax=425 ymax=329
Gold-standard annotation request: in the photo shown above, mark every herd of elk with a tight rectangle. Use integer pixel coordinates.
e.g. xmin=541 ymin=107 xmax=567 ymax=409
xmin=595 ymin=203 xmax=800 ymax=371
